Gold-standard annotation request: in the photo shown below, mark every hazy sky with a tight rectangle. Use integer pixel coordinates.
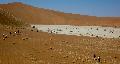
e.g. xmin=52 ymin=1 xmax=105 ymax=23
xmin=0 ymin=0 xmax=120 ymax=17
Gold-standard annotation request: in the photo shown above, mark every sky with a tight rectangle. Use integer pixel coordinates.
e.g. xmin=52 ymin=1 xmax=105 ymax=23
xmin=0 ymin=0 xmax=120 ymax=17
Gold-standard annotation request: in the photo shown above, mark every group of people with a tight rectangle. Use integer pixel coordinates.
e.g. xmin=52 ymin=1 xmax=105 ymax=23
xmin=2 ymin=30 xmax=20 ymax=40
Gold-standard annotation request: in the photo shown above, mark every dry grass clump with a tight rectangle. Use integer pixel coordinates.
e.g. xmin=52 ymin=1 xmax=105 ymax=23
xmin=0 ymin=8 xmax=26 ymax=27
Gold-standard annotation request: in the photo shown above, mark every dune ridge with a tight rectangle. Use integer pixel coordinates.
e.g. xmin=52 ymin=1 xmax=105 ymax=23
xmin=0 ymin=2 xmax=120 ymax=26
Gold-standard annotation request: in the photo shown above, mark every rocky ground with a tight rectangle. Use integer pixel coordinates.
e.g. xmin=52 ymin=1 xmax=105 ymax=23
xmin=0 ymin=25 xmax=120 ymax=64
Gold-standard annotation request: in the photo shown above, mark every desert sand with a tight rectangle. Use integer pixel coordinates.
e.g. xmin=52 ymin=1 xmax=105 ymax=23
xmin=0 ymin=2 xmax=120 ymax=64
xmin=0 ymin=25 xmax=120 ymax=64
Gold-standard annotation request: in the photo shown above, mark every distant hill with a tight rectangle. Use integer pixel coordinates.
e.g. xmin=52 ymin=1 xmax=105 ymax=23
xmin=0 ymin=2 xmax=120 ymax=26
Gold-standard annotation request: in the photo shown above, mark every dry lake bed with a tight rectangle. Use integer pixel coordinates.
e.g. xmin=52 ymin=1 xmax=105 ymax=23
xmin=31 ymin=25 xmax=120 ymax=39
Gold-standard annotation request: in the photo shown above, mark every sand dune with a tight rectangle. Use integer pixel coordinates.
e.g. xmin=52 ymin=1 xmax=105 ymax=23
xmin=0 ymin=2 xmax=120 ymax=26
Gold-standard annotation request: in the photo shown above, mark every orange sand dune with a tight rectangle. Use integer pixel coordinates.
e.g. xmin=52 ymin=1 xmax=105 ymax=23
xmin=0 ymin=2 xmax=120 ymax=26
